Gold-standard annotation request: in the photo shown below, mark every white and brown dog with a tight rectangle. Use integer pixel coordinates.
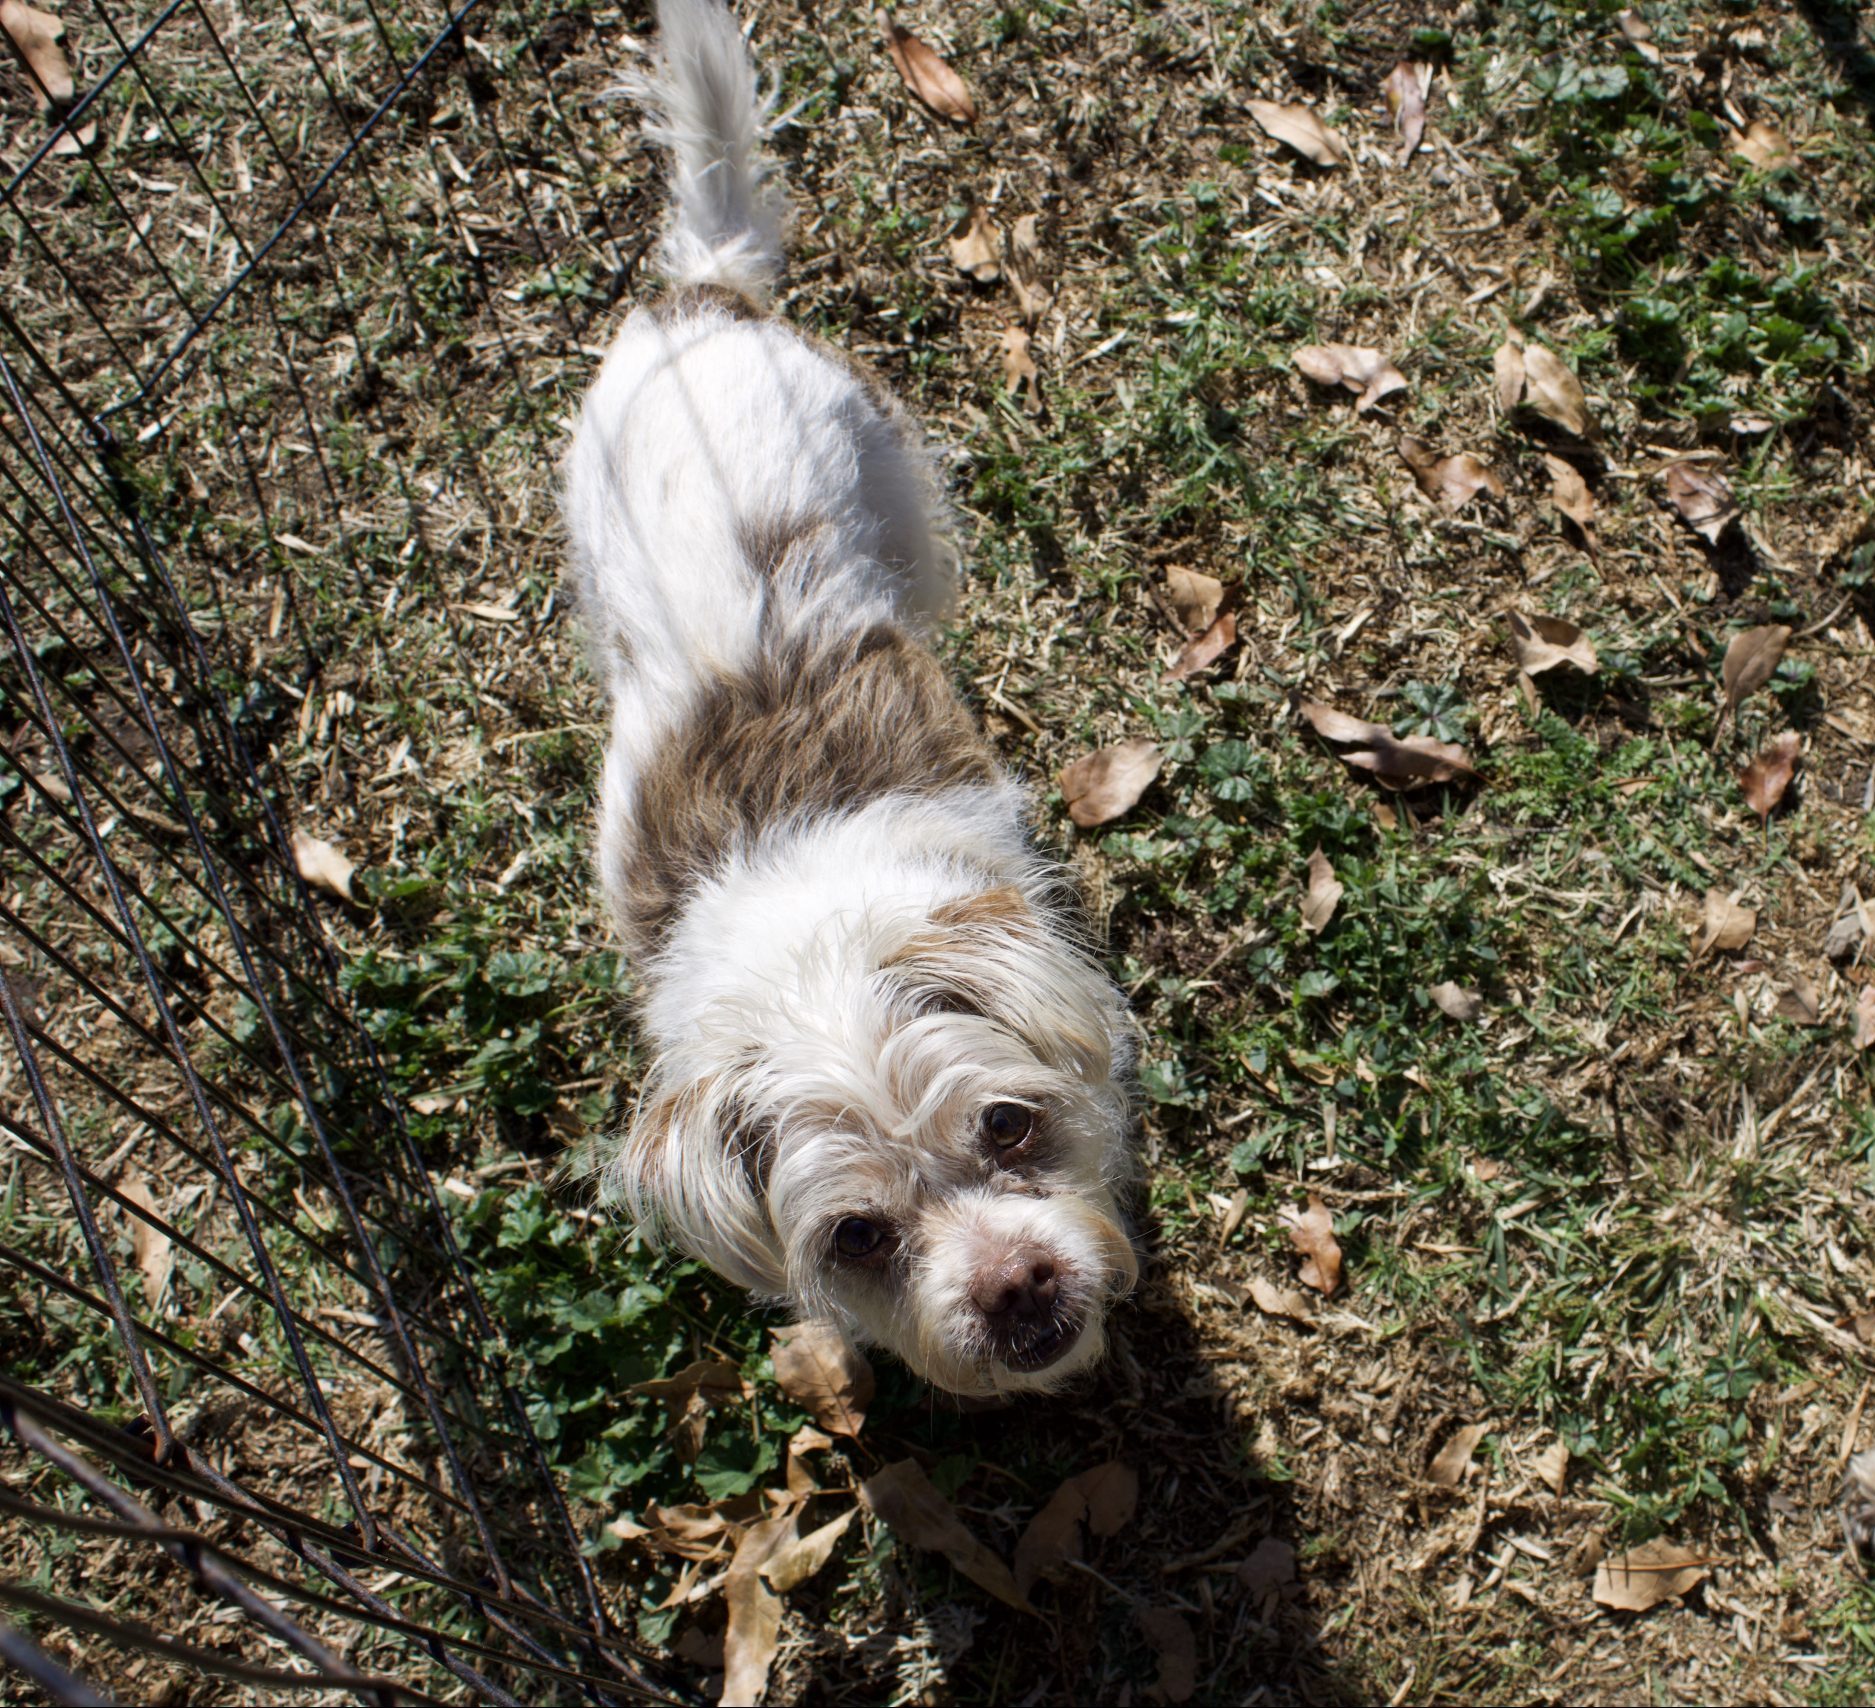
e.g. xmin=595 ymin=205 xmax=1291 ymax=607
xmin=564 ymin=0 xmax=1138 ymax=1396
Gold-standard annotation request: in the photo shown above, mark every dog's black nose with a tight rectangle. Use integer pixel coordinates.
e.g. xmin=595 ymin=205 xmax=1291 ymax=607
xmin=972 ymin=1250 xmax=1058 ymax=1323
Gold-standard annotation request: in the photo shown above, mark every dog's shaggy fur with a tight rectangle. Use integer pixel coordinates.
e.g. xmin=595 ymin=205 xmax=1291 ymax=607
xmin=564 ymin=0 xmax=1139 ymax=1396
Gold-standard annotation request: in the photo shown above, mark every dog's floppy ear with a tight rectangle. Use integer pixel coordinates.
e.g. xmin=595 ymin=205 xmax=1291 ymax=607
xmin=604 ymin=1074 xmax=787 ymax=1293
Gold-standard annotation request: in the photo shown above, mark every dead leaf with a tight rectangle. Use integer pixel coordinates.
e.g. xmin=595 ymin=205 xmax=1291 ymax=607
xmin=1534 ymin=1440 xmax=1569 ymax=1495
xmin=878 ymin=12 xmax=977 ymax=125
xmin=118 ymin=1172 xmax=172 ymax=1307
xmin=1245 ymin=1276 xmax=1317 ymax=1324
xmin=784 ymin=1424 xmax=833 ymax=1496
xmin=1521 ymin=342 xmax=1593 ymax=438
xmin=1013 ymin=1478 xmax=1087 ymax=1598
xmin=721 ymin=1507 xmax=795 ymax=1705
xmin=1738 ymin=731 xmax=1800 ymax=823
xmin=292 ymin=829 xmax=356 ymax=902
xmin=1663 ymin=462 xmax=1738 ymax=545
xmin=1296 ymin=699 xmax=1477 ymax=791
xmin=1165 ymin=566 xmax=1224 ymax=634
xmin=862 ymin=1459 xmax=1030 ymax=1610
xmin=1000 ymin=326 xmax=1040 ymax=411
xmin=1167 ymin=612 xmax=1236 ymax=682
xmin=1246 ymin=98 xmax=1348 ymax=167
xmin=630 ymin=1358 xmax=746 ymax=1406
xmin=1774 ymin=978 xmax=1820 ymax=1025
xmin=1720 ymin=624 xmax=1791 ymax=715
xmin=1292 ymin=343 xmax=1407 ymax=413
xmin=1728 ymin=118 xmax=1795 ymax=172
xmin=1697 ymin=891 xmax=1757 ymax=956
xmin=948 ymin=206 xmax=1001 ymax=283
xmin=1077 ymin=1461 xmax=1138 ymax=1537
xmin=1506 ymin=611 xmax=1598 ymax=677
xmin=1428 ymin=1422 xmax=1489 ymax=1486
xmin=1382 ymin=61 xmax=1432 ymax=164
xmin=1855 ymin=987 xmax=1875 ymax=1051
xmin=1397 ymin=437 xmax=1503 ymax=511
xmin=2 ymin=0 xmax=75 ymax=109
xmin=759 ymin=1505 xmax=856 ymax=1593
xmin=1059 ymin=739 xmax=1163 ymax=828
xmin=1493 ymin=337 xmax=1526 ymax=415
xmin=771 ymin=1321 xmax=873 ymax=1438
xmin=1592 ymin=1539 xmax=1712 ymax=1612
xmin=1301 ymin=848 xmax=1342 ymax=934
xmin=1238 ymin=1537 xmax=1297 ymax=1599
xmin=1428 ymin=981 xmax=1483 ymax=1022
xmin=1543 ymin=453 xmax=1598 ymax=553
xmin=1137 ymin=1608 xmax=1197 ymax=1704
xmin=1280 ymin=1193 xmax=1342 ymax=1296
xmin=452 ymin=600 xmax=521 ymax=622
xmin=1616 ymin=8 xmax=1662 ymax=61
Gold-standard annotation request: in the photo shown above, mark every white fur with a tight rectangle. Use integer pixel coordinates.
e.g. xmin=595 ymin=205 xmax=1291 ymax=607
xmin=567 ymin=0 xmax=1139 ymax=1397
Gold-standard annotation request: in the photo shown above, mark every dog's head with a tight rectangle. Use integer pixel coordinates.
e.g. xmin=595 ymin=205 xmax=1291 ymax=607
xmin=608 ymin=882 xmax=1138 ymax=1396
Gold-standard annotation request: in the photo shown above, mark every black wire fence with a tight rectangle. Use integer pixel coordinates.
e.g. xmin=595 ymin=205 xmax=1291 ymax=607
xmin=0 ymin=0 xmax=673 ymax=1699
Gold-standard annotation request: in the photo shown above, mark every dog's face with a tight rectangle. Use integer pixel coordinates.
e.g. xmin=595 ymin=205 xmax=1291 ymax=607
xmin=612 ymin=885 xmax=1138 ymax=1397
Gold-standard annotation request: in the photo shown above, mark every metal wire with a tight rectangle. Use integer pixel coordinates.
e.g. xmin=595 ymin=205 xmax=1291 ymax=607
xmin=1 ymin=1 xmax=668 ymax=1699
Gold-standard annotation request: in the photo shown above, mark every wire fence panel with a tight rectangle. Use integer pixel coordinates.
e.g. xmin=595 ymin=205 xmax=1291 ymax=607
xmin=0 ymin=1 xmax=668 ymax=1699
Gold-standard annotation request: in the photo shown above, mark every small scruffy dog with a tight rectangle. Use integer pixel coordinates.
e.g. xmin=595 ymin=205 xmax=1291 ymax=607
xmin=564 ymin=0 xmax=1138 ymax=1396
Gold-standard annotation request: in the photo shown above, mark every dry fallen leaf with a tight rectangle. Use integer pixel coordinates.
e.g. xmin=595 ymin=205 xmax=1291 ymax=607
xmin=878 ymin=12 xmax=977 ymax=125
xmin=1663 ymin=462 xmax=1738 ymax=545
xmin=1292 ymin=343 xmax=1407 ymax=414
xmin=1301 ymin=848 xmax=1343 ymax=935
xmin=1137 ymin=1608 xmax=1197 ymax=1704
xmin=1855 ymin=987 xmax=1875 ymax=1052
xmin=1697 ymin=891 xmax=1757 ymax=957
xmin=1720 ymin=625 xmax=1791 ymax=715
xmin=1428 ymin=981 xmax=1484 ymax=1022
xmin=1013 ymin=1478 xmax=1088 ymax=1599
xmin=1739 ymin=731 xmax=1800 ymax=823
xmin=1522 ymin=342 xmax=1593 ymax=438
xmin=1165 ymin=566 xmax=1224 ymax=635
xmin=1506 ymin=611 xmax=1598 ymax=677
xmin=721 ymin=1507 xmax=795 ymax=1705
xmin=1774 ymin=978 xmax=1821 ymax=1026
xmin=292 ymin=829 xmax=356 ymax=902
xmin=1592 ymin=1538 xmax=1713 ymax=1612
xmin=118 ymin=1172 xmax=172 ymax=1308
xmin=1167 ymin=612 xmax=1236 ymax=682
xmin=1534 ymin=1440 xmax=1569 ymax=1495
xmin=1616 ymin=8 xmax=1662 ymax=61
xmin=630 ymin=1358 xmax=745 ymax=1406
xmin=999 ymin=326 xmax=1040 ymax=412
xmin=1543 ymin=453 xmax=1598 ymax=554
xmin=759 ymin=1506 xmax=856 ymax=1593
xmin=1728 ymin=118 xmax=1795 ymax=172
xmin=2 ymin=0 xmax=75 ymax=109
xmin=1428 ymin=1422 xmax=1489 ymax=1486
xmin=1245 ymin=1275 xmax=1317 ymax=1324
xmin=948 ymin=206 xmax=1002 ymax=283
xmin=1238 ymin=1537 xmax=1297 ymax=1599
xmin=1382 ymin=61 xmax=1432 ymax=164
xmin=771 ymin=1321 xmax=873 ymax=1438
xmin=1281 ymin=1193 xmax=1342 ymax=1296
xmin=1493 ymin=336 xmax=1526 ymax=415
xmin=1246 ymin=98 xmax=1348 ymax=167
xmin=862 ymin=1459 xmax=1030 ymax=1610
xmin=1077 ymin=1461 xmax=1138 ymax=1537
xmin=1059 ymin=739 xmax=1163 ymax=828
xmin=1297 ymin=699 xmax=1478 ymax=791
xmin=1397 ymin=436 xmax=1503 ymax=511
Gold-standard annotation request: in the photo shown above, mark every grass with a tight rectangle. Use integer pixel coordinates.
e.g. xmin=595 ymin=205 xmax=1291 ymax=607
xmin=6 ymin=0 xmax=1875 ymax=1700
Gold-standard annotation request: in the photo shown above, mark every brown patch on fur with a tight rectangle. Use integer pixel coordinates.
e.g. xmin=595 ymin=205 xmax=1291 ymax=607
xmin=646 ymin=281 xmax=768 ymax=325
xmin=930 ymin=886 xmax=1030 ymax=931
xmin=619 ymin=625 xmax=999 ymax=953
xmin=736 ymin=512 xmax=832 ymax=581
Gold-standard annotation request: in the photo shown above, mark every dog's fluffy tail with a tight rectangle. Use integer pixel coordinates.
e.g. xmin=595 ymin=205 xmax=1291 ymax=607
xmin=644 ymin=0 xmax=784 ymax=301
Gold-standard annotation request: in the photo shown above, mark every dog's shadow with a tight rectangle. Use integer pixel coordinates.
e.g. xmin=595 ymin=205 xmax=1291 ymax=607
xmin=856 ymin=1253 xmax=1357 ymax=1705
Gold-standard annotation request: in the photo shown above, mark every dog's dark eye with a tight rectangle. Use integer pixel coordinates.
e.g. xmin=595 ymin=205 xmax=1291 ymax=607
xmin=981 ymin=1102 xmax=1036 ymax=1151
xmin=832 ymin=1217 xmax=892 ymax=1263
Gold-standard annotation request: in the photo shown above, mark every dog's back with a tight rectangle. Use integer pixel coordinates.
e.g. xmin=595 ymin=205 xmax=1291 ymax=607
xmin=563 ymin=0 xmax=952 ymax=874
